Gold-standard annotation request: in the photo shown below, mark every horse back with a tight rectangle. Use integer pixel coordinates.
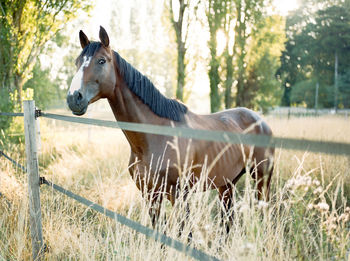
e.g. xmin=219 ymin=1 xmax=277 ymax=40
xmin=190 ymin=107 xmax=272 ymax=136
xmin=217 ymin=107 xmax=272 ymax=136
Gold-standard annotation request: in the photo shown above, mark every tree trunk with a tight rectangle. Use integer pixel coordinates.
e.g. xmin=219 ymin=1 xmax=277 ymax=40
xmin=14 ymin=73 xmax=24 ymax=110
xmin=281 ymin=84 xmax=291 ymax=106
xmin=235 ymin=41 xmax=246 ymax=107
xmin=235 ymin=77 xmax=244 ymax=107
xmin=334 ymin=50 xmax=338 ymax=111
xmin=170 ymin=0 xmax=187 ymax=102
xmin=176 ymin=39 xmax=186 ymax=101
xmin=207 ymin=0 xmax=226 ymax=112
xmin=223 ymin=0 xmax=234 ymax=109
xmin=234 ymin=2 xmax=246 ymax=107
xmin=208 ymin=28 xmax=221 ymax=113
xmin=224 ymin=52 xmax=234 ymax=108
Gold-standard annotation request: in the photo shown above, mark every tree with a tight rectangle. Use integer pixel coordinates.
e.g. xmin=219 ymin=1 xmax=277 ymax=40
xmin=0 ymin=0 xmax=92 ymax=110
xmin=339 ymin=70 xmax=350 ymax=108
xmin=206 ymin=0 xmax=226 ymax=112
xmin=22 ymin=61 xmax=64 ymax=110
xmin=278 ymin=2 xmax=350 ymax=108
xmin=222 ymin=0 xmax=235 ymax=109
xmin=245 ymin=15 xmax=285 ymax=112
xmin=169 ymin=0 xmax=200 ymax=101
xmin=169 ymin=0 xmax=188 ymax=101
xmin=310 ymin=5 xmax=350 ymax=109
xmin=232 ymin=0 xmax=267 ymax=107
xmin=206 ymin=0 xmax=277 ymax=111
xmin=277 ymin=6 xmax=312 ymax=106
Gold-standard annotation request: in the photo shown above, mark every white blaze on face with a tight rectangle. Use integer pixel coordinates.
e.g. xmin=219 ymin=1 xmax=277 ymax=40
xmin=68 ymin=56 xmax=91 ymax=95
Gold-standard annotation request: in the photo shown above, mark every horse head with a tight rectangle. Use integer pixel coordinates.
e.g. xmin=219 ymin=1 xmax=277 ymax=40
xmin=67 ymin=26 xmax=116 ymax=115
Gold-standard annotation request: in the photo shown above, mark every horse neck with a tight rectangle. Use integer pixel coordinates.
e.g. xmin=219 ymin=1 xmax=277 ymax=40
xmin=108 ymin=51 xmax=168 ymax=124
xmin=107 ymin=76 xmax=170 ymax=154
xmin=108 ymin=81 xmax=165 ymax=124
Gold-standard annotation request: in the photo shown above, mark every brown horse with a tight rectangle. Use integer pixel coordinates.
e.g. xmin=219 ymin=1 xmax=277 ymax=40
xmin=66 ymin=26 xmax=274 ymax=231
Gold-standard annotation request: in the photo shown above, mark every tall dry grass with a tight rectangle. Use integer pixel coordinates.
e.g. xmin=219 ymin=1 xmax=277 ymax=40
xmin=1 ymin=115 xmax=350 ymax=260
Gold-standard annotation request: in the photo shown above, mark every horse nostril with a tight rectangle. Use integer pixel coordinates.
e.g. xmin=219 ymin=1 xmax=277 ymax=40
xmin=73 ymin=91 xmax=83 ymax=104
xmin=77 ymin=92 xmax=82 ymax=101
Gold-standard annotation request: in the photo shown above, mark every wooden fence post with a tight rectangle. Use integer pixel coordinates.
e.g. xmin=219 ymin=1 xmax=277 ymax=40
xmin=24 ymin=100 xmax=44 ymax=260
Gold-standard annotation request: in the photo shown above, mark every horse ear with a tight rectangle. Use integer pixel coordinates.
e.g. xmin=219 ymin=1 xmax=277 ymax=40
xmin=99 ymin=26 xmax=109 ymax=48
xmin=79 ymin=30 xmax=90 ymax=49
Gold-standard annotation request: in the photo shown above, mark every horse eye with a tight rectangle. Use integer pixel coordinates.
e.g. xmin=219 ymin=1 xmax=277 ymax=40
xmin=98 ymin=58 xmax=106 ymax=65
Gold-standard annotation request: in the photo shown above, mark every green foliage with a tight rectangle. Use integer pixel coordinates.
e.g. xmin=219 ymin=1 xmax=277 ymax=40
xmin=0 ymin=89 xmax=14 ymax=131
xmin=206 ymin=0 xmax=226 ymax=112
xmin=232 ymin=0 xmax=269 ymax=108
xmin=290 ymin=79 xmax=317 ymax=107
xmin=0 ymin=0 xmax=92 ymax=108
xmin=290 ymin=79 xmax=335 ymax=108
xmin=338 ymin=69 xmax=350 ymax=108
xmin=205 ymin=0 xmax=282 ymax=112
xmin=6 ymin=117 xmax=25 ymax=145
xmin=246 ymin=15 xmax=285 ymax=112
xmin=278 ymin=2 xmax=350 ymax=108
xmin=0 ymin=0 xmax=92 ymax=136
xmin=23 ymin=61 xmax=64 ymax=110
xmin=1 ymin=88 xmax=34 ymax=144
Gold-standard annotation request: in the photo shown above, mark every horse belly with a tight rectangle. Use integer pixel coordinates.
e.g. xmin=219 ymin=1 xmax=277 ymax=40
xmin=129 ymin=150 xmax=180 ymax=193
xmin=209 ymin=159 xmax=244 ymax=187
xmin=192 ymin=141 xmax=245 ymax=188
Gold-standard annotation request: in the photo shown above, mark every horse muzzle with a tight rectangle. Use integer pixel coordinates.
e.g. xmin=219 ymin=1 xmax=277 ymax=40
xmin=67 ymin=90 xmax=88 ymax=116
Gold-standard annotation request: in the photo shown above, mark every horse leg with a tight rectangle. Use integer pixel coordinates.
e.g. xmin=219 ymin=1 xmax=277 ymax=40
xmin=147 ymin=192 xmax=164 ymax=228
xmin=218 ymin=182 xmax=234 ymax=234
xmin=256 ymin=165 xmax=273 ymax=201
xmin=254 ymin=149 xmax=274 ymax=201
xmin=130 ymin=169 xmax=165 ymax=228
xmin=175 ymin=186 xmax=193 ymax=242
xmin=217 ymin=169 xmax=247 ymax=234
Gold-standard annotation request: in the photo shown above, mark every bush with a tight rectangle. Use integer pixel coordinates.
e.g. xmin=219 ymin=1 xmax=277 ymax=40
xmin=0 ymin=88 xmax=14 ymax=132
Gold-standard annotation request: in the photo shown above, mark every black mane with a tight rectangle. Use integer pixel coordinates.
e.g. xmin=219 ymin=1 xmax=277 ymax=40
xmin=114 ymin=51 xmax=188 ymax=122
xmin=77 ymin=42 xmax=188 ymax=122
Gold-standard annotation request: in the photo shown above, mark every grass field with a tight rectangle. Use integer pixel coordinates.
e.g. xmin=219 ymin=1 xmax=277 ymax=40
xmin=1 ymin=113 xmax=350 ymax=260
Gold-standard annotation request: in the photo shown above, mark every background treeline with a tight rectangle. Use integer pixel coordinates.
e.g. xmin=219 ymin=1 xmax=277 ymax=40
xmin=1 ymin=0 xmax=349 ymax=132
xmin=169 ymin=0 xmax=350 ymax=113
xmin=279 ymin=0 xmax=350 ymax=110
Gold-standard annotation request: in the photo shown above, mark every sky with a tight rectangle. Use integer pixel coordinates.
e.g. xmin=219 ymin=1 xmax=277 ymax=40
xmin=274 ymin=0 xmax=300 ymax=16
